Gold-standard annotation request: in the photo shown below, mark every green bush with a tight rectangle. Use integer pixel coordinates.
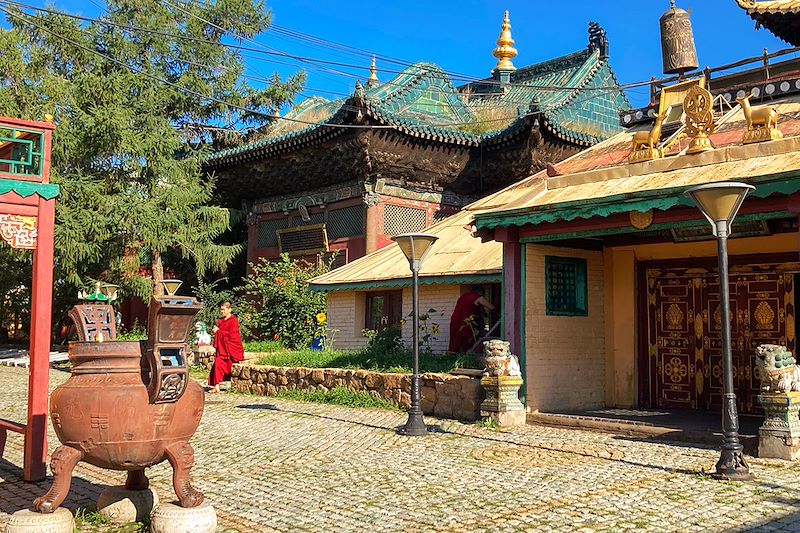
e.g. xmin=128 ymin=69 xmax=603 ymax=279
xmin=192 ymin=278 xmax=249 ymax=339
xmin=239 ymin=254 xmax=332 ymax=349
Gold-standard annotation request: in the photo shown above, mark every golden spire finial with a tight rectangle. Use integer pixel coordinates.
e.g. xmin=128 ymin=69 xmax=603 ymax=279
xmin=492 ymin=10 xmax=517 ymax=72
xmin=367 ymin=54 xmax=379 ymax=88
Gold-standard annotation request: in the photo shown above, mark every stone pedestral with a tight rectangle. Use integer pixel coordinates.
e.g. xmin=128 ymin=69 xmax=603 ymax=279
xmin=97 ymin=486 xmax=159 ymax=524
xmin=480 ymin=375 xmax=526 ymax=427
xmin=4 ymin=508 xmax=74 ymax=533
xmin=150 ymin=502 xmax=217 ymax=533
xmin=757 ymin=391 xmax=800 ymax=460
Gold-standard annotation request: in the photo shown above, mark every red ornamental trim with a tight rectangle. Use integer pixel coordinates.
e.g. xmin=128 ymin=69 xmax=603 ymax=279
xmin=0 ymin=213 xmax=37 ymax=249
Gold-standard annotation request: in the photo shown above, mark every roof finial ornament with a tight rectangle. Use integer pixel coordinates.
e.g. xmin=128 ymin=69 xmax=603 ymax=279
xmin=670 ymin=0 xmax=675 ymax=8
xmin=367 ymin=54 xmax=379 ymax=88
xmin=492 ymin=10 xmax=517 ymax=74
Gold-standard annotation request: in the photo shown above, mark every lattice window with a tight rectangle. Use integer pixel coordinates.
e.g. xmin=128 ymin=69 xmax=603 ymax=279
xmin=545 ymin=256 xmax=587 ymax=316
xmin=0 ymin=127 xmax=44 ymax=177
xmin=291 ymin=212 xmax=324 ymax=227
xmin=277 ymin=224 xmax=328 ymax=256
xmin=383 ymin=205 xmax=426 ymax=236
xmin=257 ymin=218 xmax=288 ymax=248
xmin=327 ymin=206 xmax=364 ymax=240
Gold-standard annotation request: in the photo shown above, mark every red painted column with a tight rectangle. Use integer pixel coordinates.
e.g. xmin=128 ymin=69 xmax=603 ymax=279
xmin=25 ymin=196 xmax=55 ymax=481
xmin=497 ymin=226 xmax=521 ymax=356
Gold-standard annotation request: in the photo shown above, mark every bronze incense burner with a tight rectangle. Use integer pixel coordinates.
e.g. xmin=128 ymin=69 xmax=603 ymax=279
xmin=34 ymin=283 xmax=205 ymax=513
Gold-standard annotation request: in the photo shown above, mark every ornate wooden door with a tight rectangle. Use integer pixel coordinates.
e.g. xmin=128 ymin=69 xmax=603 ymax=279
xmin=645 ymin=264 xmax=796 ymax=413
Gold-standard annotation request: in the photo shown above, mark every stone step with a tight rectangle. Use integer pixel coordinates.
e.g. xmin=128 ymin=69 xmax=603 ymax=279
xmin=0 ymin=349 xmax=69 ymax=368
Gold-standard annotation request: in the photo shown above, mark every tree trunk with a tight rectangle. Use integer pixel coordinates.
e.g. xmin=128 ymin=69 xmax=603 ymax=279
xmin=152 ymin=250 xmax=164 ymax=297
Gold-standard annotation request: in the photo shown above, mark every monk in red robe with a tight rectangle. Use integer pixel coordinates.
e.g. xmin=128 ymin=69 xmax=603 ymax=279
xmin=448 ymin=286 xmax=495 ymax=353
xmin=208 ymin=301 xmax=244 ymax=393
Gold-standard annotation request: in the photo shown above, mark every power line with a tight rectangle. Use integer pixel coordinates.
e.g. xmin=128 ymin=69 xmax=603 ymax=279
xmin=0 ymin=6 xmax=556 ymax=131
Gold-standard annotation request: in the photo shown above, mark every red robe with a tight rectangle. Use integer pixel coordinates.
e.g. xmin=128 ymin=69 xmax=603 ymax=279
xmin=209 ymin=315 xmax=245 ymax=386
xmin=448 ymin=291 xmax=481 ymax=353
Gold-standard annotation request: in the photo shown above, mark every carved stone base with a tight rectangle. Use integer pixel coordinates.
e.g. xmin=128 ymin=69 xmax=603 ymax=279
xmin=743 ymin=127 xmax=783 ymax=145
xmin=627 ymin=147 xmax=662 ymax=163
xmin=757 ymin=392 xmax=800 ymax=460
xmin=149 ymin=502 xmax=217 ymax=533
xmin=4 ymin=508 xmax=74 ymax=533
xmin=482 ymin=409 xmax=527 ymax=427
xmin=480 ymin=376 xmax=525 ymax=427
xmin=97 ymin=486 xmax=159 ymax=524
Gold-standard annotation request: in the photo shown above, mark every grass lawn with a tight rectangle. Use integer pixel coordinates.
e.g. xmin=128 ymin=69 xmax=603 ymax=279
xmin=256 ymin=348 xmax=480 ymax=374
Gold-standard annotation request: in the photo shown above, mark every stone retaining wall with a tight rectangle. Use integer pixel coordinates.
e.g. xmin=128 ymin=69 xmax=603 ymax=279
xmin=230 ymin=363 xmax=484 ymax=421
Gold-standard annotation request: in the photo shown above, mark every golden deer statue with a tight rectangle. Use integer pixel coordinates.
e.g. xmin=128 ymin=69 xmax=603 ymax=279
xmin=736 ymin=93 xmax=778 ymax=129
xmin=631 ymin=112 xmax=667 ymax=152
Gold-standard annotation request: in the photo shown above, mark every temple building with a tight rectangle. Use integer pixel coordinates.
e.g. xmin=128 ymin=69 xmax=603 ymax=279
xmin=204 ymin=14 xmax=629 ymax=271
xmin=737 ymin=0 xmax=800 ymax=46
xmin=313 ymin=2 xmax=800 ymax=417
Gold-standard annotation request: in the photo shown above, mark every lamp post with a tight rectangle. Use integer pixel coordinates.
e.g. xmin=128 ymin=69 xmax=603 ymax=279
xmin=685 ymin=181 xmax=755 ymax=481
xmin=392 ymin=232 xmax=439 ymax=436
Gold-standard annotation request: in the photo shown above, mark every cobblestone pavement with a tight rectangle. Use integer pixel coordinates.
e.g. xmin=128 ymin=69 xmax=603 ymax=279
xmin=1 ymin=365 xmax=800 ymax=532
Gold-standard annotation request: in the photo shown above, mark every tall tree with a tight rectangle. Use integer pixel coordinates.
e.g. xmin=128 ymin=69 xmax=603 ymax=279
xmin=0 ymin=0 xmax=304 ymax=299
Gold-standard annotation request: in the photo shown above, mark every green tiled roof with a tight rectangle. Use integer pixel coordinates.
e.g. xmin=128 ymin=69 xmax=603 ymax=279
xmin=206 ymin=44 xmax=629 ymax=167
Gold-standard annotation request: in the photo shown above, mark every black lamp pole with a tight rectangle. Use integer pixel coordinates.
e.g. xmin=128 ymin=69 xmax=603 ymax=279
xmin=403 ymin=259 xmax=427 ymax=435
xmin=713 ymin=219 xmax=751 ymax=480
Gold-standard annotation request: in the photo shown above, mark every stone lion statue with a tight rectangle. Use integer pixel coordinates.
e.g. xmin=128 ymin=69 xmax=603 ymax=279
xmin=483 ymin=339 xmax=521 ymax=377
xmin=755 ymin=344 xmax=800 ymax=393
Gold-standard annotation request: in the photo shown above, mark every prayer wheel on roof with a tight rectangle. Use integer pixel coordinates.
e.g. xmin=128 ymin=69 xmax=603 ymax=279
xmin=660 ymin=0 xmax=699 ymax=76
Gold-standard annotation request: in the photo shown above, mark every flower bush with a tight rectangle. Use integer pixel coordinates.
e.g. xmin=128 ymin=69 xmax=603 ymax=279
xmin=239 ymin=254 xmax=333 ymax=349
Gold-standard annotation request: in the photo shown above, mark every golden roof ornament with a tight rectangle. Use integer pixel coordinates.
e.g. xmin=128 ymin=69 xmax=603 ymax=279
xmin=660 ymin=0 xmax=699 ymax=76
xmin=492 ymin=11 xmax=517 ymax=73
xmin=683 ymin=84 xmax=715 ymax=154
xmin=366 ymin=55 xmax=379 ymax=88
xmin=736 ymin=93 xmax=783 ymax=144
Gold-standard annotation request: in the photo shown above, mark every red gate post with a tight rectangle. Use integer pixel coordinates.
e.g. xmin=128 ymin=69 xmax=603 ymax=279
xmin=24 ymin=194 xmax=55 ymax=481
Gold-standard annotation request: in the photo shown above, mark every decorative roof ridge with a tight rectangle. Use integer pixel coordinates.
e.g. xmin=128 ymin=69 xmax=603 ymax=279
xmin=511 ymin=48 xmax=593 ymax=81
xmin=204 ymin=102 xmax=353 ymax=165
xmin=736 ymin=0 xmax=800 ymax=13
xmin=359 ymin=98 xmax=482 ymax=146
xmin=364 ymin=61 xmax=474 ymax=124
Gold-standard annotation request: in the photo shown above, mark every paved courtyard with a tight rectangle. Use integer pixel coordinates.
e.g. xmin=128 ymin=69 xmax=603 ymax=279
xmin=1 ymin=365 xmax=799 ymax=532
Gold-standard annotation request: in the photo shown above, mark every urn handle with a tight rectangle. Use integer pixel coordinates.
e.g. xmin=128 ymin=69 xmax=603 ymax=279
xmin=144 ymin=346 xmax=190 ymax=404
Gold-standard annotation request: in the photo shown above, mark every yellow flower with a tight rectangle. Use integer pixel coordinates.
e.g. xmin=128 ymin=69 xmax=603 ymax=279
xmin=400 ymin=318 xmax=406 ymax=327
xmin=316 ymin=312 xmax=327 ymax=324
xmin=432 ymin=325 xmax=440 ymax=336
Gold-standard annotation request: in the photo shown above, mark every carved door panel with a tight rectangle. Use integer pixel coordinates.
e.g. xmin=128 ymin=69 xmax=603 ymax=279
xmin=645 ymin=265 xmax=796 ymax=414
xmin=702 ymin=276 xmax=741 ymax=412
xmin=646 ymin=270 xmax=704 ymax=410
xmin=733 ymin=272 xmax=795 ymax=413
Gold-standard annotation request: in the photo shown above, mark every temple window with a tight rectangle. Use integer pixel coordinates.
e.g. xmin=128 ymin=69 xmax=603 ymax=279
xmin=365 ymin=291 xmax=403 ymax=332
xmin=544 ymin=256 xmax=588 ymax=317
xmin=383 ymin=205 xmax=426 ymax=236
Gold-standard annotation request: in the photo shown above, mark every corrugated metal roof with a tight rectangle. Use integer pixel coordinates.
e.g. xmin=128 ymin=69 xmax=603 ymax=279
xmin=309 ymin=208 xmax=502 ymax=288
xmin=737 ymin=0 xmax=800 ymax=14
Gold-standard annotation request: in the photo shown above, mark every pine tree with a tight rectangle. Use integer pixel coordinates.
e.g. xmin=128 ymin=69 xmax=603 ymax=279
xmin=0 ymin=1 xmax=304 ymax=298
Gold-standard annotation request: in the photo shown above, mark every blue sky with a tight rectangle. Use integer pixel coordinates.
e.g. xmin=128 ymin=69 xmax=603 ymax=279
xmin=7 ymin=1 xmax=793 ymax=108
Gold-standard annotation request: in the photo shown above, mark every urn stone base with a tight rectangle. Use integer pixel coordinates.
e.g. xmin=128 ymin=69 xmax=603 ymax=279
xmin=98 ymin=486 xmax=159 ymax=524
xmin=757 ymin=392 xmax=800 ymax=460
xmin=150 ymin=502 xmax=217 ymax=533
xmin=4 ymin=508 xmax=74 ymax=533
xmin=480 ymin=376 xmax=525 ymax=427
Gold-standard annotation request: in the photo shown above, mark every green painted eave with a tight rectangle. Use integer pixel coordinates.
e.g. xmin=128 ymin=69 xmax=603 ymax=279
xmin=474 ymin=171 xmax=800 ymax=230
xmin=309 ymin=273 xmax=502 ymax=293
xmin=0 ymin=178 xmax=60 ymax=200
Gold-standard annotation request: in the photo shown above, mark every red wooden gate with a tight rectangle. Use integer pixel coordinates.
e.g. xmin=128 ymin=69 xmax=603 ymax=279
xmin=0 ymin=117 xmax=57 ymax=481
xmin=644 ymin=262 xmax=796 ymax=414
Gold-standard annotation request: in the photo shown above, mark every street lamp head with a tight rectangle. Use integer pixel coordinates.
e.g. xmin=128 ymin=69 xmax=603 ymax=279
xmin=684 ymin=182 xmax=755 ymax=234
xmin=392 ymin=233 xmax=439 ymax=269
